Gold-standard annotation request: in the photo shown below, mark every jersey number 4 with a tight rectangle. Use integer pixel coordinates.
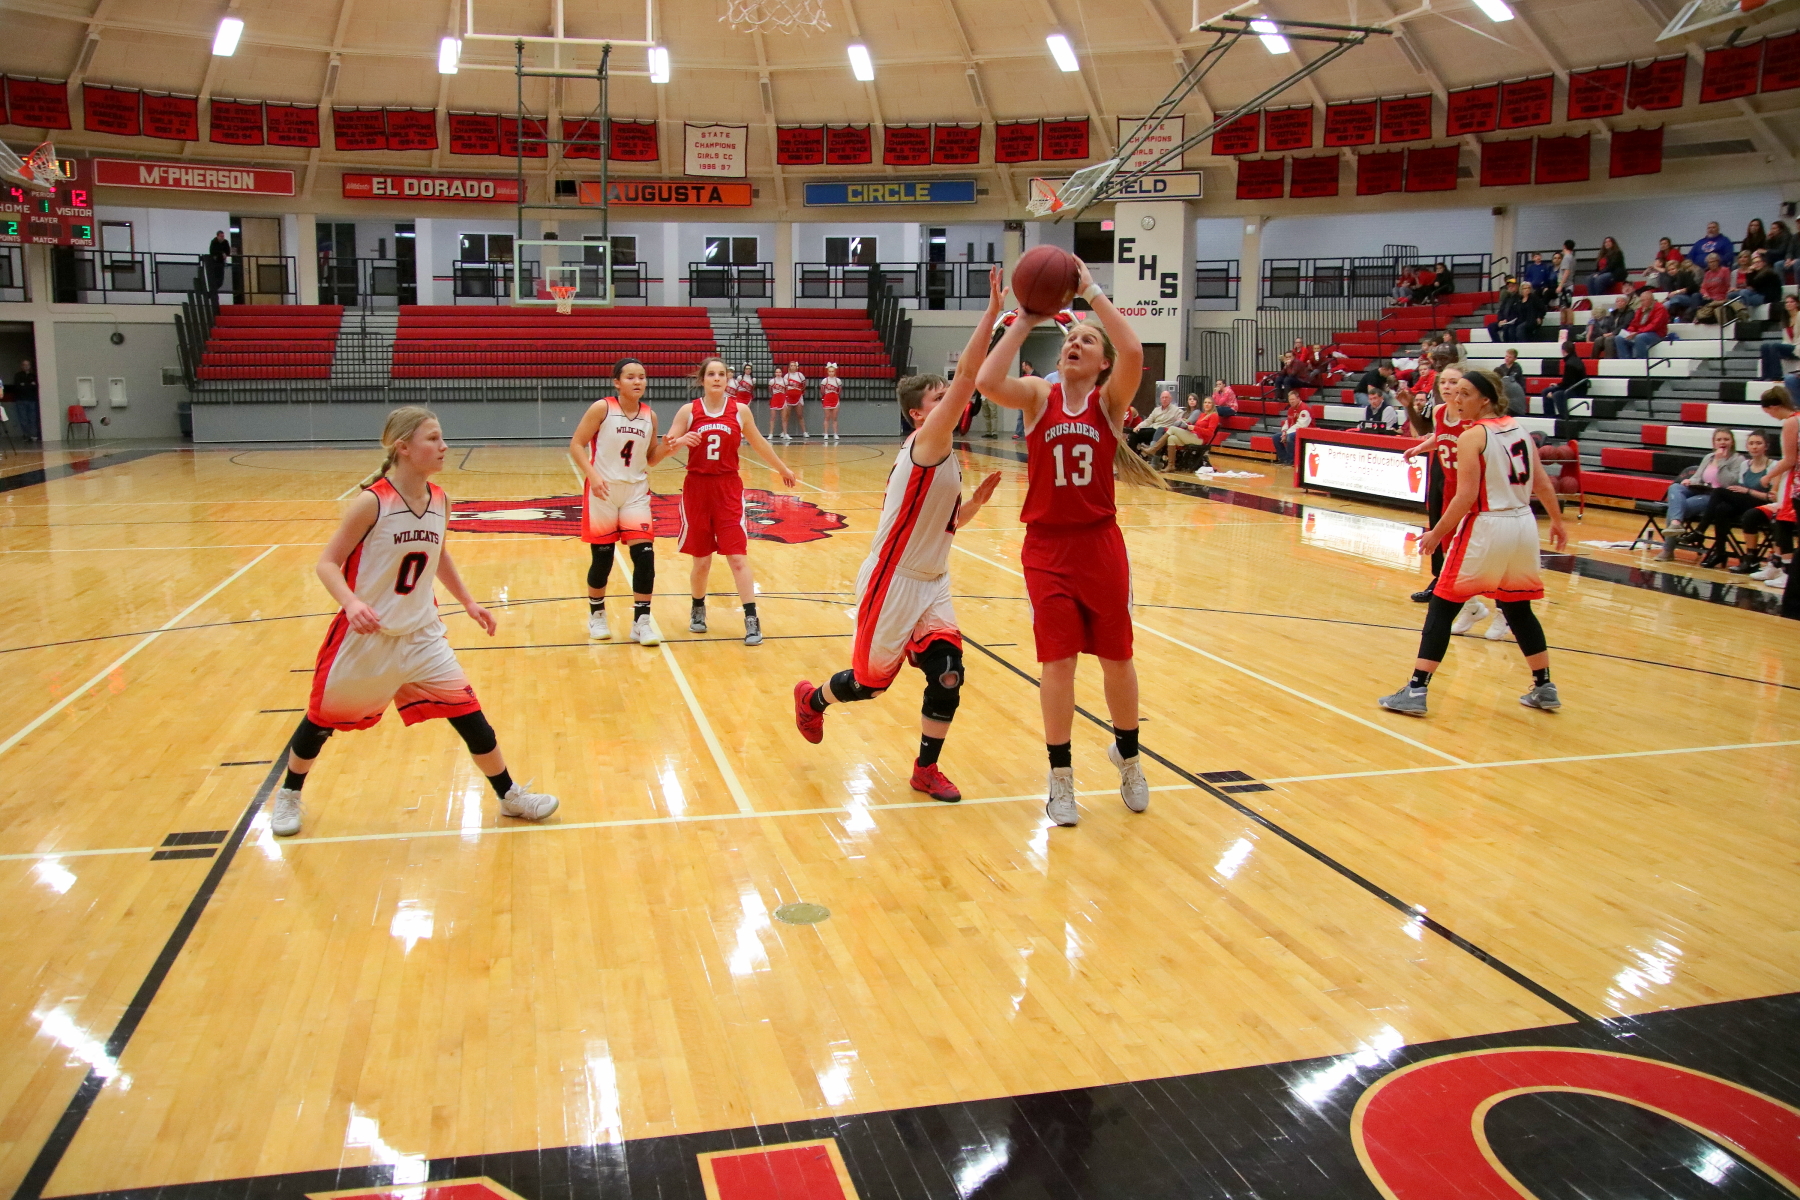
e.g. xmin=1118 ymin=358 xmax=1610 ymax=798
xmin=394 ymin=551 xmax=429 ymax=595
xmin=620 ymin=441 xmax=635 ymax=468
xmin=1052 ymin=442 xmax=1094 ymax=488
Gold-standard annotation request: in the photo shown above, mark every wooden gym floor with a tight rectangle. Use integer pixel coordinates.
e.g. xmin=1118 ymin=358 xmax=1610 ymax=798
xmin=0 ymin=436 xmax=1796 ymax=1200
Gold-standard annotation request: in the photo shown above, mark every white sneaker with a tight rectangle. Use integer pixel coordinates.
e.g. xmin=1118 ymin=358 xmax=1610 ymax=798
xmin=1045 ymin=766 xmax=1079 ymax=826
xmin=588 ymin=609 xmax=610 ymax=640
xmin=270 ymin=787 xmax=304 ymax=836
xmin=1750 ymin=561 xmax=1779 ymax=581
xmin=1108 ymin=743 xmax=1149 ymax=813
xmin=632 ymin=613 xmax=660 ymax=646
xmin=1764 ymin=571 xmax=1789 ymax=590
xmin=802 ymin=431 xmax=810 ymax=439
xmin=500 ymin=781 xmax=559 ymax=821
xmin=1452 ymin=599 xmax=1489 ymax=635
xmin=1486 ymin=611 xmax=1512 ymax=641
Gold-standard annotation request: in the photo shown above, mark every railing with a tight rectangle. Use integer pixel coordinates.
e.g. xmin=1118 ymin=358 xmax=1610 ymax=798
xmin=317 ymin=256 xmax=419 ymax=306
xmin=689 ymin=261 xmax=774 ymax=308
xmin=50 ymin=251 xmax=295 ymax=305
xmin=796 ymin=261 xmax=1000 ymax=310
xmin=1260 ymin=254 xmax=1494 ymax=307
xmin=443 ymin=259 xmax=657 ymax=305
xmin=173 ymin=287 xmax=219 ymax=391
xmin=0 ymin=245 xmax=26 ymax=301
xmin=1194 ymin=259 xmax=1240 ymax=310
xmin=867 ymin=267 xmax=913 ymax=377
xmin=1516 ymin=247 xmax=1599 ymax=281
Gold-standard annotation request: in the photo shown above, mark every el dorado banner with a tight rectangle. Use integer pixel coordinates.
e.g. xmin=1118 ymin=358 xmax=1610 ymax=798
xmin=209 ymin=99 xmax=264 ymax=146
xmin=1534 ymin=134 xmax=1591 ymax=184
xmin=1610 ymin=127 xmax=1663 ymax=178
xmin=1498 ymin=75 xmax=1555 ymax=129
xmin=1445 ymin=85 xmax=1498 ymax=135
xmin=447 ymin=112 xmax=499 ymax=155
xmin=142 ymin=93 xmax=198 ymax=141
xmin=1479 ymin=138 xmax=1533 ymax=187
xmin=1356 ymin=149 xmax=1404 ymax=195
xmin=826 ymin=124 xmax=872 ymax=164
xmin=1263 ymin=106 xmax=1313 ymax=151
xmin=1288 ymin=153 xmax=1340 ymax=198
xmin=1212 ymin=112 xmax=1260 ymax=156
xmin=1567 ymin=65 xmax=1627 ymax=120
xmin=994 ymin=120 xmax=1041 ymax=163
xmin=777 ymin=124 xmax=824 ymax=165
xmin=1628 ymin=56 xmax=1687 ymax=109
xmin=1379 ymin=94 xmax=1432 ymax=144
xmin=1324 ymin=100 xmax=1377 ymax=147
xmin=1235 ymin=157 xmax=1285 ymax=199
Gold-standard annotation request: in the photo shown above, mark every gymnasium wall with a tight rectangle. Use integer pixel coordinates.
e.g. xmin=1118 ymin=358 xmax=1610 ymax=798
xmin=1259 ymin=208 xmax=1495 ymax=259
xmin=92 ymin=206 xmax=232 ymax=257
xmin=1513 ymin=187 xmax=1784 ymax=259
xmin=51 ymin=318 xmax=188 ymax=439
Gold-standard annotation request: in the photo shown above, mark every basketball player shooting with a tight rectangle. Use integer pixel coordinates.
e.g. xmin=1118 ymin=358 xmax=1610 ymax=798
xmin=790 ymin=267 xmax=1005 ymax=802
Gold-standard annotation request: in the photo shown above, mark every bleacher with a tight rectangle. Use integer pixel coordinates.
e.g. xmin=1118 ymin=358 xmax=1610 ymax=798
xmin=389 ymin=306 xmax=715 ymax=378
xmin=756 ymin=309 xmax=896 ymax=380
xmin=196 ymin=305 xmax=343 ymax=380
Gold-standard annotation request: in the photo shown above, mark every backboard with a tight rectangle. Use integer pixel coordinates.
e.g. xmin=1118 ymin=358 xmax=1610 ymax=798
xmin=1658 ymin=0 xmax=1794 ymax=38
xmin=510 ymin=238 xmax=613 ymax=308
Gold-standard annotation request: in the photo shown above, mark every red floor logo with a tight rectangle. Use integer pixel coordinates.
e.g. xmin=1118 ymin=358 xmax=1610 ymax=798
xmin=449 ymin=489 xmax=848 ymax=544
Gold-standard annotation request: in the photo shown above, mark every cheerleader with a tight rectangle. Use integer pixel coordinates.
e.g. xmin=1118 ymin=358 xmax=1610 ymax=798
xmin=819 ymin=362 xmax=842 ymax=441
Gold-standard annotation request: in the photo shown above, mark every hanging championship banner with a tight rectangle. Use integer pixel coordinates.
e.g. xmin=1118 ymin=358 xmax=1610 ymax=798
xmin=610 ymin=119 xmax=658 ymax=161
xmin=447 ymin=112 xmax=499 ymax=155
xmin=385 ymin=108 xmax=437 ymax=152
xmin=1445 ymin=85 xmax=1498 ymax=136
xmin=777 ymin=124 xmax=825 ymax=165
xmin=882 ymin=124 xmax=931 ymax=166
xmin=1404 ymin=145 xmax=1459 ymax=192
xmin=1119 ymin=115 xmax=1185 ymax=169
xmin=1263 ymin=105 xmax=1313 ymax=152
xmin=1700 ymin=42 xmax=1762 ymax=103
xmin=1609 ymin=127 xmax=1663 ymax=178
xmin=1235 ymin=157 xmax=1285 ymax=199
xmin=1289 ymin=153 xmax=1340 ymax=198
xmin=995 ymin=119 xmax=1040 ymax=162
xmin=265 ymin=103 xmax=320 ymax=147
xmin=1628 ymin=56 xmax=1687 ymax=109
xmin=1498 ymin=75 xmax=1555 ymax=128
xmin=1534 ymin=134 xmax=1591 ymax=184
xmin=209 ymin=99 xmax=264 ymax=145
xmin=1356 ymin=150 xmax=1404 ymax=195
xmin=1760 ymin=31 xmax=1800 ymax=91
xmin=562 ymin=118 xmax=602 ymax=160
xmin=1479 ymin=138 xmax=1533 ymax=187
xmin=332 ymin=108 xmax=386 ymax=151
xmin=83 ymin=84 xmax=141 ymax=137
xmin=5 ymin=77 xmax=72 ymax=129
xmin=142 ymin=93 xmax=198 ymax=141
xmin=1211 ymin=112 xmax=1260 ymax=156
xmin=685 ymin=123 xmax=746 ymax=176
xmin=1379 ymin=95 xmax=1432 ymax=144
xmin=932 ymin=123 xmax=981 ymax=165
xmin=826 ymin=124 xmax=872 ymax=164
xmin=1041 ymin=117 xmax=1089 ymax=160
xmin=1567 ymin=65 xmax=1627 ymax=120
xmin=1324 ymin=101 xmax=1377 ymax=147
xmin=499 ymin=115 xmax=548 ymax=158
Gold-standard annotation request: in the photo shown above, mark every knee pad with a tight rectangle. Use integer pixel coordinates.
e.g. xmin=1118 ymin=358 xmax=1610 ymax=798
xmin=629 ymin=540 xmax=655 ymax=595
xmin=917 ymin=640 xmax=964 ymax=723
xmin=587 ymin=543 xmax=616 ymax=591
xmin=448 ymin=710 xmax=498 ymax=757
xmin=289 ymin=717 xmax=333 ymax=761
xmin=827 ymin=669 xmax=884 ymax=704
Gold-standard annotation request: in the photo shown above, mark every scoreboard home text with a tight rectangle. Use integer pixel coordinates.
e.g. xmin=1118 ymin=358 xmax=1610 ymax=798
xmin=1 ymin=158 xmax=95 ymax=247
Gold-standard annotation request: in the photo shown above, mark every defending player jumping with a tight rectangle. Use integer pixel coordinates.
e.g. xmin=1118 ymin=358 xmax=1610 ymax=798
xmin=976 ymin=260 xmax=1168 ymax=828
xmin=1378 ymin=367 xmax=1569 ymax=716
xmin=570 ymin=358 xmax=677 ymax=646
xmin=270 ymin=406 xmax=558 ymax=837
xmin=791 ymin=267 xmax=1005 ymax=802
xmin=664 ymin=357 xmax=799 ymax=646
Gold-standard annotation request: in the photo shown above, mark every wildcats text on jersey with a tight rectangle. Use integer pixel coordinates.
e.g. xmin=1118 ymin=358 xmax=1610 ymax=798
xmin=394 ymin=529 xmax=441 ymax=545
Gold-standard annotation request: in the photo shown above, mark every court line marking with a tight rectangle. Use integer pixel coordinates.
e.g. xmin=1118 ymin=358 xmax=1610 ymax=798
xmin=0 ymin=546 xmax=279 ymax=760
xmin=1262 ymin=738 xmax=1800 ymax=785
xmin=658 ymin=642 xmax=755 ymax=814
xmin=950 ymin=544 xmax=1467 ymax=767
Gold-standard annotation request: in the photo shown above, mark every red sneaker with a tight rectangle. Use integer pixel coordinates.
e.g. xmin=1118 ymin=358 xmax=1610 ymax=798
xmin=909 ymin=762 xmax=961 ymax=802
xmin=793 ymin=680 xmax=825 ymax=744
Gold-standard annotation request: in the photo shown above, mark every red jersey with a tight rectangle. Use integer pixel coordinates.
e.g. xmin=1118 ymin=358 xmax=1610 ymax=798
xmin=1432 ymin=403 xmax=1475 ymax=500
xmin=1021 ymin=383 xmax=1118 ymax=529
xmin=686 ymin=398 xmax=743 ymax=475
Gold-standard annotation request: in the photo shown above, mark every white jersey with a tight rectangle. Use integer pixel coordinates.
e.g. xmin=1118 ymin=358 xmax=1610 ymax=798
xmin=1471 ymin=419 xmax=1535 ymax=512
xmin=588 ymin=397 xmax=655 ymax=484
xmin=785 ymin=371 xmax=806 ymax=402
xmin=348 ymin=477 xmax=447 ymax=636
xmin=864 ymin=437 xmax=963 ymax=583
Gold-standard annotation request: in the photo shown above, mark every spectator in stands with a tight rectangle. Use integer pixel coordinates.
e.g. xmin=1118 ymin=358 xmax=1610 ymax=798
xmin=1408 ymin=264 xmax=1441 ymax=305
xmin=1697 ymin=429 xmax=1778 ymax=569
xmin=1495 ymin=349 xmax=1527 ymax=412
xmin=1658 ymin=427 xmax=1746 ymax=557
xmin=1690 ymin=221 xmax=1733 ymax=268
xmin=1486 ymin=278 xmax=1522 ymax=341
xmin=1743 ymin=218 xmax=1767 ymax=256
xmin=1129 ymin=389 xmax=1181 ymax=450
xmin=1730 ymin=250 xmax=1782 ymax=309
xmin=1690 ymin=254 xmax=1731 ymax=323
xmin=1542 ymin=342 xmax=1589 ymax=419
xmin=1754 ymin=386 xmax=1798 ymax=605
xmin=206 ymin=230 xmax=230 ymax=294
xmin=1553 ymin=247 xmax=1576 ymax=309
xmin=1394 ymin=266 xmax=1419 ymax=305
xmin=1273 ymin=394 xmax=1312 ymax=465
xmin=8 ymin=359 xmax=39 ymax=442
xmin=1588 ymin=294 xmax=1631 ymax=355
xmin=1211 ymin=378 xmax=1238 ymax=422
xmin=1270 ymin=351 xmax=1307 ymax=401
xmin=1767 ymin=220 xmax=1795 ymax=282
xmin=1587 ymin=237 xmax=1626 ymax=297
xmin=1516 ymin=281 xmax=1549 ymax=341
xmin=1426 ymin=263 xmax=1453 ymax=301
xmin=1761 ymin=294 xmax=1800 ymax=380
xmin=1619 ymin=289 xmax=1670 ymax=358
xmin=1141 ymin=394 xmax=1201 ymax=461
xmin=1155 ymin=396 xmax=1221 ymax=472
xmin=1664 ymin=273 xmax=1704 ymax=323
xmin=1354 ymin=361 xmax=1397 ymax=415
xmin=1522 ymin=253 xmax=1554 ymax=292
xmin=1646 ymin=238 xmax=1683 ymax=290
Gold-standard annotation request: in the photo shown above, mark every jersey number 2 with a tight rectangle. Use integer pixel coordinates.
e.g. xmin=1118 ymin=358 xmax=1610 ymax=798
xmin=1052 ymin=442 xmax=1093 ymax=488
xmin=394 ymin=551 xmax=429 ymax=595
xmin=705 ymin=433 xmax=722 ymax=460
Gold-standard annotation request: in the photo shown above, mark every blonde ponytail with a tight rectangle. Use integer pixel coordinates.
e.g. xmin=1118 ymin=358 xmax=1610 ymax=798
xmin=358 ymin=405 xmax=439 ymax=488
xmin=1113 ymin=439 xmax=1169 ymax=491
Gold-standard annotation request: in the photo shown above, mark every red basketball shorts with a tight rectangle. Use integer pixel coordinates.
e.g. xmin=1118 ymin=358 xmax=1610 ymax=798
xmin=1022 ymin=522 xmax=1133 ymax=662
xmin=679 ymin=472 xmax=748 ymax=557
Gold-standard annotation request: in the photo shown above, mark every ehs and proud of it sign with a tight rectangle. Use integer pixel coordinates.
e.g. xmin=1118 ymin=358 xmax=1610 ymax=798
xmin=342 ymin=173 xmax=519 ymax=202
xmin=803 ymin=180 xmax=977 ymax=206
xmin=93 ymin=158 xmax=295 ymax=195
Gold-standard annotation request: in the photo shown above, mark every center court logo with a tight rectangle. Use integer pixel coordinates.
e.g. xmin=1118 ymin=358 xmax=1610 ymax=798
xmin=448 ymin=489 xmax=848 ymax=544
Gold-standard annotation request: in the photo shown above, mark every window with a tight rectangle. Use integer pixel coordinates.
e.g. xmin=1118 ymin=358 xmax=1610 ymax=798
xmin=585 ymin=235 xmax=635 ymax=265
xmin=459 ymin=233 xmax=513 ymax=263
xmin=1073 ymin=222 xmax=1113 ymax=264
xmin=704 ymin=236 xmax=758 ymax=266
xmin=824 ymin=236 xmax=877 ymax=266
xmin=100 ymin=221 xmax=132 ymax=254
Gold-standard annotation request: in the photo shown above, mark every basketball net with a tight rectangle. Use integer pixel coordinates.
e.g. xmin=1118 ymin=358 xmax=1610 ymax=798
xmin=0 ymin=141 xmax=67 ymax=193
xmin=548 ymin=284 xmax=577 ymax=315
xmin=1025 ymin=159 xmax=1119 ymax=219
xmin=720 ymin=0 xmax=830 ymax=34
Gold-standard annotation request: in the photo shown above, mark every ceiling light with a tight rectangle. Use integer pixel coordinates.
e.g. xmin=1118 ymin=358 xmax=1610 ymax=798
xmin=212 ymin=15 xmax=244 ymax=56
xmin=1046 ymin=33 xmax=1080 ymax=72
xmin=1470 ymin=0 xmax=1515 ymax=20
xmin=649 ymin=45 xmax=670 ymax=83
xmin=847 ymin=43 xmax=874 ymax=81
xmin=1250 ymin=17 xmax=1290 ymax=54
xmin=437 ymin=36 xmax=461 ymax=74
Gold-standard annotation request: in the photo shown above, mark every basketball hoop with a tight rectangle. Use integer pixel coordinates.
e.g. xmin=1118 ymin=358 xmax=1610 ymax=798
xmin=1026 ymin=159 xmax=1121 ymax=220
xmin=720 ymin=0 xmax=830 ymax=35
xmin=0 ymin=141 xmax=67 ymax=193
xmin=548 ymin=284 xmax=578 ymax=315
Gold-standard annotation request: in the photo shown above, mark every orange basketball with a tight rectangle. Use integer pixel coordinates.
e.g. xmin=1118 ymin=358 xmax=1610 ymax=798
xmin=1011 ymin=245 xmax=1081 ymax=316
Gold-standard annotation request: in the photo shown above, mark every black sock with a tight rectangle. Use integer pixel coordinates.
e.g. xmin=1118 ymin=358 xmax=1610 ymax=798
xmin=809 ymin=686 xmax=830 ymax=712
xmin=744 ymin=601 xmax=758 ymax=618
xmin=1048 ymin=741 xmax=1072 ymax=770
xmin=588 ymin=598 xmax=604 ymax=614
xmin=1114 ymin=726 xmax=1138 ymax=760
xmin=487 ymin=768 xmax=514 ymax=799
xmin=917 ymin=734 xmax=945 ymax=767
xmin=634 ymin=600 xmax=650 ymax=618
xmin=1533 ymin=667 xmax=1551 ymax=686
xmin=283 ymin=769 xmax=307 ymax=791
xmin=1409 ymin=669 xmax=1432 ymax=688
xmin=691 ymin=596 xmax=705 ymax=608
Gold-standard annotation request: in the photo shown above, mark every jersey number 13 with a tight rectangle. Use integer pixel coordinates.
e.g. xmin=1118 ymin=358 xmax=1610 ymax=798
xmin=1052 ymin=443 xmax=1094 ymax=488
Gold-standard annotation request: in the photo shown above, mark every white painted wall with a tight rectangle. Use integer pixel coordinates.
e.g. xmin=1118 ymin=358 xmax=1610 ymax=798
xmin=1194 ymin=217 xmax=1242 ymax=262
xmin=790 ymin=221 xmax=908 ymax=264
xmin=93 ymin=206 xmax=231 ymax=256
xmin=1260 ymin=208 xmax=1493 ymax=259
xmin=1514 ymin=186 xmax=1783 ymax=262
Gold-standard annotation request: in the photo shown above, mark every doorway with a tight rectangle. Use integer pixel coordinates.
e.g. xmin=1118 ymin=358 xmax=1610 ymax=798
xmin=318 ymin=222 xmax=356 ymax=305
xmin=1135 ymin=343 xmax=1166 ymax=413
xmin=235 ymin=215 xmax=284 ymax=304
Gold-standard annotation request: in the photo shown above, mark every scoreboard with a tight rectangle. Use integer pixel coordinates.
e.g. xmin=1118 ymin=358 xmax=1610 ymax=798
xmin=0 ymin=157 xmax=95 ymax=247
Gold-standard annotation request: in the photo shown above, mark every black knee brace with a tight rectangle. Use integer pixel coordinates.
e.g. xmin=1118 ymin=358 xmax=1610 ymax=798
xmin=826 ymin=669 xmax=884 ymax=704
xmin=1416 ymin=594 xmax=1461 ymax=664
xmin=289 ymin=717 xmax=333 ymax=761
xmin=588 ymin=543 xmax=615 ymax=591
xmin=916 ymin=638 xmax=964 ymax=723
xmin=629 ymin=540 xmax=655 ymax=595
xmin=448 ymin=710 xmax=498 ymax=756
xmin=1496 ymin=600 xmax=1548 ymax=657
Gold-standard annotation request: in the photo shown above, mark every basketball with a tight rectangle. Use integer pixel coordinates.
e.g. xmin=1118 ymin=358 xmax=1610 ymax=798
xmin=1011 ymin=245 xmax=1081 ymax=316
